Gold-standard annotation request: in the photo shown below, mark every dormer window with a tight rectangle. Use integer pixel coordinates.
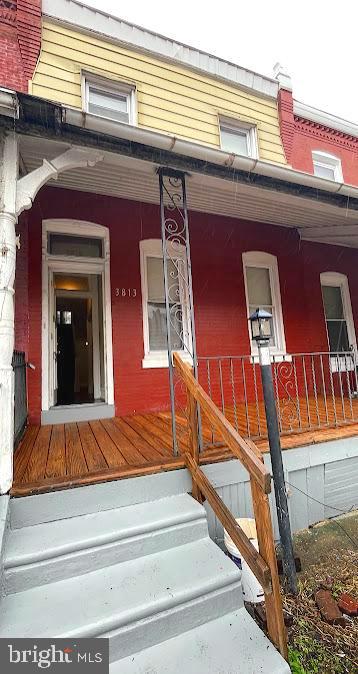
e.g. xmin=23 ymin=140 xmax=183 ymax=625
xmin=219 ymin=118 xmax=258 ymax=158
xmin=84 ymin=76 xmax=136 ymax=125
xmin=312 ymin=151 xmax=343 ymax=182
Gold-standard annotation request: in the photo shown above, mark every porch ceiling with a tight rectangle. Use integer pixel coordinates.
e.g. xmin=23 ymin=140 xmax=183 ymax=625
xmin=19 ymin=135 xmax=358 ymax=249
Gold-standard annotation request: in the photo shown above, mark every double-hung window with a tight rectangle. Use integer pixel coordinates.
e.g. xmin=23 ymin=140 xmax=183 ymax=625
xmin=312 ymin=151 xmax=343 ymax=182
xmin=321 ymin=272 xmax=357 ymax=372
xmin=140 ymin=240 xmax=191 ymax=368
xmin=321 ymin=270 xmax=355 ymax=340
xmin=84 ymin=76 xmax=136 ymax=125
xmin=243 ymin=251 xmax=286 ymax=356
xmin=219 ymin=118 xmax=258 ymax=158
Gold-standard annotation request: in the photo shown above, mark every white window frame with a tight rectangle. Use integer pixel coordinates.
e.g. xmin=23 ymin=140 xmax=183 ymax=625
xmin=320 ymin=272 xmax=357 ymax=372
xmin=140 ymin=239 xmax=192 ymax=369
xmin=242 ymin=251 xmax=287 ymax=358
xmin=312 ymin=151 xmax=343 ymax=182
xmin=82 ymin=73 xmax=137 ymax=125
xmin=219 ymin=117 xmax=258 ymax=158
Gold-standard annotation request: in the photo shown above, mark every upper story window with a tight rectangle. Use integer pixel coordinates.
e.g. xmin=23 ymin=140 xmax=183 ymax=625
xmin=243 ymin=251 xmax=286 ymax=356
xmin=219 ymin=118 xmax=258 ymax=158
xmin=84 ymin=76 xmax=136 ymax=125
xmin=140 ymin=240 xmax=191 ymax=368
xmin=312 ymin=151 xmax=343 ymax=182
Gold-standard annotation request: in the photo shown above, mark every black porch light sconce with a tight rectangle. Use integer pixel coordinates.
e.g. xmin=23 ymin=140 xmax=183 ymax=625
xmin=249 ymin=307 xmax=272 ymax=345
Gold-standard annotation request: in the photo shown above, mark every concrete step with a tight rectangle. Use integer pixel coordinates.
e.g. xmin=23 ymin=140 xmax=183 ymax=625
xmin=4 ymin=494 xmax=207 ymax=593
xmin=9 ymin=471 xmax=191 ymax=528
xmin=0 ymin=538 xmax=243 ymax=662
xmin=111 ymin=608 xmax=290 ymax=674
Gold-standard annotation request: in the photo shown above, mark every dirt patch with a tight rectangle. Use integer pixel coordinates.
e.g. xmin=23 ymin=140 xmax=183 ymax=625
xmin=283 ymin=512 xmax=358 ymax=673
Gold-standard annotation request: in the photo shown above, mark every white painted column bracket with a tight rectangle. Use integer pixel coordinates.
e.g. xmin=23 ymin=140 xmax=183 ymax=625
xmin=16 ymin=148 xmax=104 ymax=214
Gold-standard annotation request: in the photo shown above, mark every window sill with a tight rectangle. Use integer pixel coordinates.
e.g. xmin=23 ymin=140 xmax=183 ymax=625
xmin=249 ymin=352 xmax=292 ymax=364
xmin=142 ymin=351 xmax=193 ymax=369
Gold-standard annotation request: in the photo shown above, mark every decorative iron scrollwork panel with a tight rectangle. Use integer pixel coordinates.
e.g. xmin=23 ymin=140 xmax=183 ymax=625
xmin=158 ymin=168 xmax=199 ymax=455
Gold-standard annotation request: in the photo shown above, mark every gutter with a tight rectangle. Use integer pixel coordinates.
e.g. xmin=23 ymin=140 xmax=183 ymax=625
xmin=0 ymin=88 xmax=19 ymax=119
xmin=63 ymin=106 xmax=358 ymax=200
xmin=1 ymin=88 xmax=358 ymax=208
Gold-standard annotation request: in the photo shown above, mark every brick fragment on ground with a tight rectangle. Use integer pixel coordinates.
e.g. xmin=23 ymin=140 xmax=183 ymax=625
xmin=315 ymin=589 xmax=347 ymax=626
xmin=338 ymin=593 xmax=358 ymax=617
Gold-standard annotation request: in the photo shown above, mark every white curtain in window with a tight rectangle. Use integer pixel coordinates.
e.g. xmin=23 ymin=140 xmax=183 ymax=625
xmin=147 ymin=257 xmax=183 ymax=351
xmin=246 ymin=266 xmax=276 ymax=346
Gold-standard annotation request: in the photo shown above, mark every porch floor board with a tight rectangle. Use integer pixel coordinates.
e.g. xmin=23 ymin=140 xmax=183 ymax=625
xmin=12 ymin=401 xmax=358 ymax=496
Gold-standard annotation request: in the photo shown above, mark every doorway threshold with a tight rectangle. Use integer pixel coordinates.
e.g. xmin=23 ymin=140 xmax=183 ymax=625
xmin=41 ymin=403 xmax=115 ymax=425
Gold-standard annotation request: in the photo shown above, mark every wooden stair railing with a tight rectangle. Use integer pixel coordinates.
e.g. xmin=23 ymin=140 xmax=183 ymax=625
xmin=173 ymin=352 xmax=287 ymax=660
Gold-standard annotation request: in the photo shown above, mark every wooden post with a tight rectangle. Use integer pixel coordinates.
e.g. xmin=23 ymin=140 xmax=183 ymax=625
xmin=250 ymin=476 xmax=288 ymax=660
xmin=186 ymin=388 xmax=202 ymax=502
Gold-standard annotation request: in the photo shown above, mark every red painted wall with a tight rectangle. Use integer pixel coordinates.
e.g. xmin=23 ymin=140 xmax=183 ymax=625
xmin=0 ymin=0 xmax=41 ymax=92
xmin=17 ymin=186 xmax=358 ymax=424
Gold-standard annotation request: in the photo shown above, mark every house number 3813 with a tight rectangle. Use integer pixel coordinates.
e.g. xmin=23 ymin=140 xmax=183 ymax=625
xmin=115 ymin=288 xmax=137 ymax=297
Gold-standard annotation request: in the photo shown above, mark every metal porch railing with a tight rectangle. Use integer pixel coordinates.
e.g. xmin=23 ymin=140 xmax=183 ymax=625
xmin=12 ymin=350 xmax=28 ymax=448
xmin=197 ymin=351 xmax=358 ymax=448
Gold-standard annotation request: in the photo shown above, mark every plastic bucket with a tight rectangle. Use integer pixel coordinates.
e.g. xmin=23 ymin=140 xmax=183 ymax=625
xmin=224 ymin=518 xmax=264 ymax=603
xmin=224 ymin=517 xmax=257 ymax=569
xmin=224 ymin=518 xmax=257 ymax=562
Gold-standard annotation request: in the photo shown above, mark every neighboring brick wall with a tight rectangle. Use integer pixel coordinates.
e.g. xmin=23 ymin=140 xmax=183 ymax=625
xmin=0 ymin=0 xmax=41 ymax=92
xmin=291 ymin=118 xmax=358 ymax=185
xmin=21 ymin=187 xmax=358 ymax=424
xmin=277 ymin=89 xmax=294 ymax=163
xmin=276 ymin=85 xmax=358 ymax=185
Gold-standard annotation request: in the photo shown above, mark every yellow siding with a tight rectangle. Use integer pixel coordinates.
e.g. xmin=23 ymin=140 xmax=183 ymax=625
xmin=31 ymin=21 xmax=286 ymax=164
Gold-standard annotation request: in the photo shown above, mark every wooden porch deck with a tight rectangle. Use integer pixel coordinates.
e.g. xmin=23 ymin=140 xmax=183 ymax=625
xmin=12 ymin=403 xmax=358 ymax=496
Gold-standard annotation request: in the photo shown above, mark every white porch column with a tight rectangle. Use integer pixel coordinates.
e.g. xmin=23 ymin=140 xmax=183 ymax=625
xmin=0 ymin=130 xmax=103 ymax=493
xmin=0 ymin=133 xmax=18 ymax=494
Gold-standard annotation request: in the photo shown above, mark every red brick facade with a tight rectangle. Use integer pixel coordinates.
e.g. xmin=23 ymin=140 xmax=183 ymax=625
xmin=277 ymin=89 xmax=294 ymax=164
xmin=0 ymin=0 xmax=41 ymax=92
xmin=277 ymin=88 xmax=358 ymax=186
xmin=17 ymin=187 xmax=358 ymax=424
xmin=291 ymin=117 xmax=358 ymax=186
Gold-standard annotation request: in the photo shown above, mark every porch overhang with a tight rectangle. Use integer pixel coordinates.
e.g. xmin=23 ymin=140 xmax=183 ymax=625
xmin=1 ymin=89 xmax=358 ymax=248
